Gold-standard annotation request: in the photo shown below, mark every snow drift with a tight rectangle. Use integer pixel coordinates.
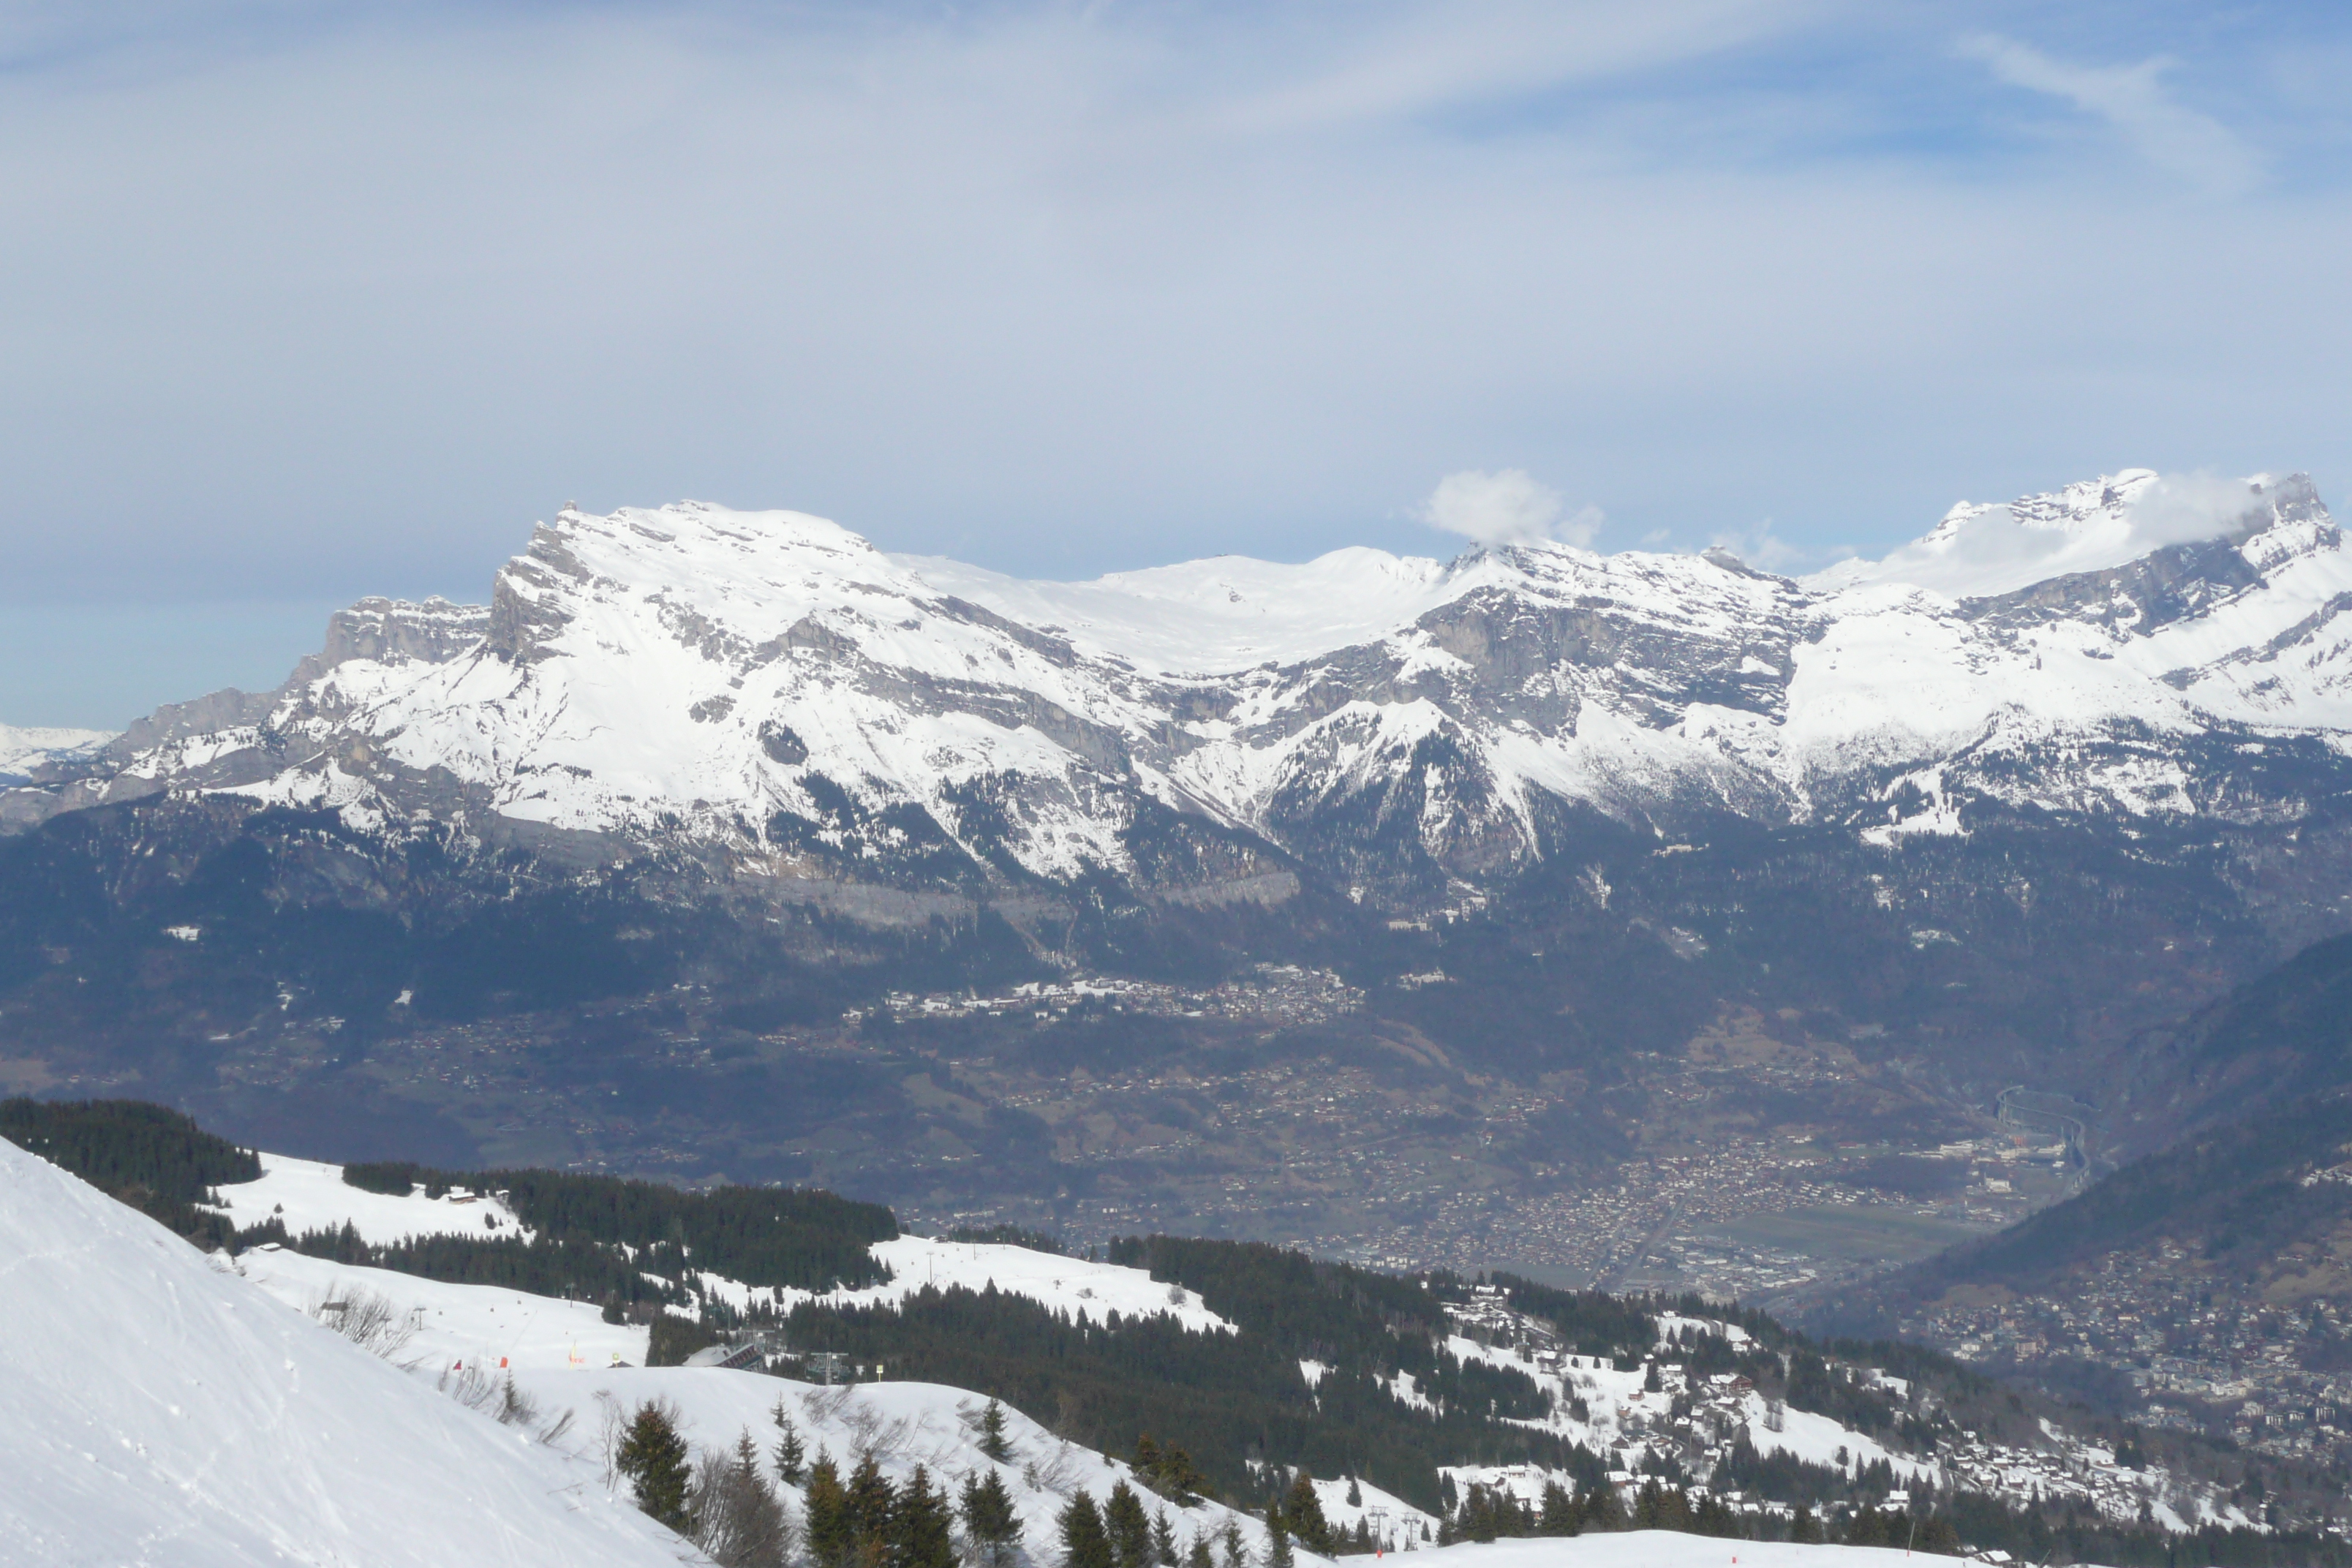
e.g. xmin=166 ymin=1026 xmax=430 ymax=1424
xmin=0 ymin=1137 xmax=691 ymax=1568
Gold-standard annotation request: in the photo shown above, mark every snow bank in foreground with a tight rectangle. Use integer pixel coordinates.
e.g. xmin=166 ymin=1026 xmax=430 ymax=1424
xmin=0 ymin=1139 xmax=688 ymax=1568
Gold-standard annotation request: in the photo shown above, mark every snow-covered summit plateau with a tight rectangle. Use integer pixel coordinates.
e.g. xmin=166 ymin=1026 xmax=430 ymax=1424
xmin=10 ymin=470 xmax=2350 ymax=908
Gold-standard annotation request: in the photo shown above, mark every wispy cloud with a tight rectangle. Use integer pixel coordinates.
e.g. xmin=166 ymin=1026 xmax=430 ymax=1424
xmin=1706 ymin=518 xmax=1805 ymax=573
xmin=1 ymin=2 xmax=2349 ymax=728
xmin=1420 ymin=469 xmax=1601 ymax=548
xmin=1959 ymin=34 xmax=2261 ymax=197
xmin=1229 ymin=0 xmax=1817 ymax=131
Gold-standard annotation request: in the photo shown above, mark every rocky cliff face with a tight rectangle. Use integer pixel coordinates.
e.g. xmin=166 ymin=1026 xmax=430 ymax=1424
xmin=12 ymin=471 xmax=2350 ymax=912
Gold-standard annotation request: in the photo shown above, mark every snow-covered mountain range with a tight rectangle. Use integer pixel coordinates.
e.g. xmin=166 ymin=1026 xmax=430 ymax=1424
xmin=10 ymin=469 xmax=2349 ymax=916
xmin=0 ymin=722 xmax=113 ymax=785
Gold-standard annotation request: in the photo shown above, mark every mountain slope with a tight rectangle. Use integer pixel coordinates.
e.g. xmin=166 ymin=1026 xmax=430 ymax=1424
xmin=1791 ymin=934 xmax=2352 ymax=1469
xmin=0 ymin=1134 xmax=691 ymax=1567
xmin=5 ymin=471 xmax=2352 ymax=1215
xmin=0 ymin=722 xmax=112 ymax=785
xmin=11 ymin=470 xmax=2352 ymax=903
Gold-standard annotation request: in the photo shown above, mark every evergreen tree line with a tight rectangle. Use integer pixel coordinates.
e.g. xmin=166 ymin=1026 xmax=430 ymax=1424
xmin=1428 ymin=1474 xmax=1943 ymax=1553
xmin=612 ymin=1396 xmax=1028 ymax=1568
xmin=947 ymin=1223 xmax=1068 ymax=1255
xmin=775 ymin=1284 xmax=1588 ymax=1512
xmin=339 ymin=1161 xmax=897 ymax=1291
xmin=237 ymin=1218 xmax=693 ymax=1314
xmin=1 ymin=1096 xmax=260 ymax=1249
xmin=1422 ymin=1472 xmax=2352 ymax=1567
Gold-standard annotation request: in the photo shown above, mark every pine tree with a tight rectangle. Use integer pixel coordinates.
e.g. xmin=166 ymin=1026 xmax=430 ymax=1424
xmin=1345 ymin=1476 xmax=1362 ymax=1509
xmin=1281 ymin=1473 xmax=1332 ymax=1557
xmin=617 ymin=1400 xmax=693 ymax=1532
xmin=1263 ymin=1500 xmax=1293 ymax=1568
xmin=1136 ymin=1436 xmax=1205 ymax=1507
xmin=1152 ymin=1509 xmax=1180 ymax=1567
xmin=1439 ymin=1474 xmax=1458 ymax=1514
xmin=849 ymin=1452 xmax=899 ymax=1562
xmin=1186 ymin=1534 xmax=1214 ymax=1568
xmin=960 ymin=1467 xmax=1025 ymax=1568
xmin=1060 ymin=1492 xmax=1115 ymax=1568
xmin=807 ymin=1451 xmax=856 ymax=1568
xmin=976 ymin=1399 xmax=1013 ymax=1463
xmin=1219 ymin=1520 xmax=1248 ymax=1568
xmin=773 ymin=1401 xmax=807 ymax=1485
xmin=1104 ymin=1481 xmax=1154 ymax=1568
xmin=890 ymin=1464 xmax=957 ymax=1568
xmin=1537 ymin=1482 xmax=1576 ymax=1537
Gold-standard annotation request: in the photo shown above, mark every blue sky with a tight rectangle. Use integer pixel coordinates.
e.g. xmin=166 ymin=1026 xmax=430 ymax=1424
xmin=5 ymin=1 xmax=2352 ymax=725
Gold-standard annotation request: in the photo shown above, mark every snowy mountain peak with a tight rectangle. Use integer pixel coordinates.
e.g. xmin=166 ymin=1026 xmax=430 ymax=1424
xmin=11 ymin=472 xmax=2352 ymax=909
xmin=1809 ymin=468 xmax=2294 ymax=599
xmin=0 ymin=722 xmax=113 ymax=784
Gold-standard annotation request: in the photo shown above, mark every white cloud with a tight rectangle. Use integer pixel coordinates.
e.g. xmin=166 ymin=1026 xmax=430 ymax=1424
xmin=1961 ymin=34 xmax=2261 ymax=196
xmin=1420 ymin=470 xmax=1599 ymax=547
xmin=2126 ymin=470 xmax=2272 ymax=546
xmin=1817 ymin=470 xmax=2269 ymax=598
xmin=1705 ymin=517 xmax=1804 ymax=573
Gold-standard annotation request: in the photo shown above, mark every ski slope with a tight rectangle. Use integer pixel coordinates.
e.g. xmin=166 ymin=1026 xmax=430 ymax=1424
xmin=0 ymin=1137 xmax=690 ymax=1568
xmin=761 ymin=1234 xmax=1232 ymax=1333
xmin=209 ymin=1152 xmax=529 ymax=1243
xmin=236 ymin=1246 xmax=649 ymax=1373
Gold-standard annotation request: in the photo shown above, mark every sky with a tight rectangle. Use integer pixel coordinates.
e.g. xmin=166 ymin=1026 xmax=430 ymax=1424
xmin=4 ymin=1 xmax=2351 ymax=727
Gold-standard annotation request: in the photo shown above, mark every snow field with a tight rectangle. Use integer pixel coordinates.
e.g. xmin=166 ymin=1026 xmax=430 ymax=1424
xmin=0 ymin=722 xmax=113 ymax=777
xmin=219 ymin=1149 xmax=1232 ymax=1338
xmin=210 ymin=1151 xmax=530 ymax=1244
xmin=0 ymin=1138 xmax=688 ymax=1568
xmin=231 ymin=1226 xmax=1227 ymax=1382
xmin=236 ymin=1246 xmax=650 ymax=1373
xmin=509 ymin=1367 xmax=1316 ymax=1566
xmin=716 ymin=1234 xmax=1235 ymax=1334
xmin=1306 ymin=1474 xmax=1441 ymax=1542
xmin=1441 ymin=1333 xmax=1937 ymax=1493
